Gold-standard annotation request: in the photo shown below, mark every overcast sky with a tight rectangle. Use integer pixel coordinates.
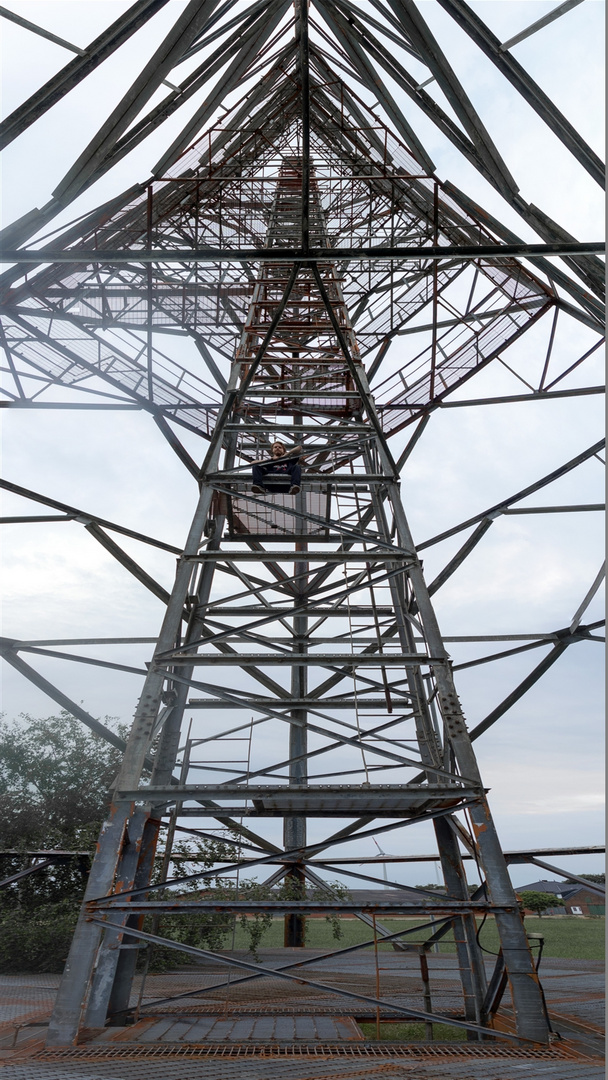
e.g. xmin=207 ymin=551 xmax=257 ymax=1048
xmin=0 ymin=1 xmax=604 ymax=887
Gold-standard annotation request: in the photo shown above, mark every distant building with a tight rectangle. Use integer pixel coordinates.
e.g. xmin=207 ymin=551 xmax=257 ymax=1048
xmin=517 ymin=879 xmax=605 ymax=917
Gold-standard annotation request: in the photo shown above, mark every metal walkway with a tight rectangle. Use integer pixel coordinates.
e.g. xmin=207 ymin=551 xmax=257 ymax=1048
xmin=1 ymin=955 xmax=603 ymax=1076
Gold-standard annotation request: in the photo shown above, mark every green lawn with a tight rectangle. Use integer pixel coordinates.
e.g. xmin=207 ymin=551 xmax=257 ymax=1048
xmin=228 ymin=915 xmax=604 ymax=961
xmin=358 ymin=1021 xmax=467 ymax=1042
xmin=472 ymin=915 xmax=604 ymax=962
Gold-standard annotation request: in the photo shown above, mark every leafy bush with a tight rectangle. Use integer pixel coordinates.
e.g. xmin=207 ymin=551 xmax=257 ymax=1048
xmin=141 ymin=844 xmax=351 ymax=968
xmin=0 ymin=901 xmax=79 ymax=974
xmin=0 ymin=712 xmax=127 ymax=974
xmin=0 ymin=715 xmax=351 ymax=974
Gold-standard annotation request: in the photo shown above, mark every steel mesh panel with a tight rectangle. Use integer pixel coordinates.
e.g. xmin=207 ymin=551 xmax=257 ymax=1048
xmin=229 ymin=490 xmax=330 ymax=537
xmin=33 ymin=1042 xmax=586 ymax=1060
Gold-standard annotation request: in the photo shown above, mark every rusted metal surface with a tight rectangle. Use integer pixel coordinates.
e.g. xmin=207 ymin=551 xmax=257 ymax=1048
xmin=0 ymin=113 xmax=559 ymax=440
xmin=29 ymin=1041 xmax=594 ymax=1059
xmin=1 ymin=0 xmax=603 ymax=1061
xmin=1 ymin=956 xmax=603 ymax=1077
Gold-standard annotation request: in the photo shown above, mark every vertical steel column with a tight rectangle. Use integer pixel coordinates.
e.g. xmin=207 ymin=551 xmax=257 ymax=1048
xmin=433 ymin=816 xmax=487 ymax=1031
xmin=283 ymin=0 xmax=309 ymax=947
xmin=297 ymin=0 xmax=310 ymax=255
xmin=430 ymin=180 xmax=439 ymax=400
xmin=46 ymin=376 xmax=234 ymax=1045
xmin=283 ymin=507 xmax=308 ymax=946
xmin=91 ymin=474 xmax=236 ymax=1024
xmin=380 ymin=490 xmax=550 ymax=1042
xmin=146 ymin=184 xmax=154 ymax=402
xmin=100 ymin=813 xmax=161 ymax=1026
xmin=323 ymin=286 xmax=549 ymax=1044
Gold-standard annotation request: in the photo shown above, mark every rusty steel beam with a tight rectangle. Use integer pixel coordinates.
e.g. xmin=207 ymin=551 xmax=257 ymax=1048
xmin=1 ymin=241 xmax=602 ymax=264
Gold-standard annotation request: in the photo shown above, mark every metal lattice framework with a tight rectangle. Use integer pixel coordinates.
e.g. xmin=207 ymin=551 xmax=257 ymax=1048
xmin=0 ymin=0 xmax=604 ymax=1050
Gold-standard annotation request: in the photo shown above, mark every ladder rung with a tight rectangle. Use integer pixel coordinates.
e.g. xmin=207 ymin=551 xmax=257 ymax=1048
xmin=224 ymin=424 xmax=371 ymax=431
xmin=186 ymin=549 xmax=411 ymax=562
xmin=241 ymin=393 xmax=360 ymax=401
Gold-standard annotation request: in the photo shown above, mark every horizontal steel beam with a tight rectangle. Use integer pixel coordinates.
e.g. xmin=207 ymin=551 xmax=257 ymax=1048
xmin=6 ymin=637 xmax=158 ymax=647
xmin=118 ymin=783 xmax=472 ymax=797
xmin=155 ymin=652 xmax=437 ymax=665
xmin=9 ymin=844 xmax=600 ymax=864
xmin=212 ymin=473 xmax=389 ymax=482
xmin=1 ymin=241 xmax=603 ymax=264
xmin=0 ymin=401 xmax=218 ymax=411
xmin=220 ymin=535 xmax=386 ymax=543
xmin=186 ymin=697 xmax=401 ymax=708
xmin=0 ymin=849 xmax=91 ymax=858
xmin=116 ymin=782 xmax=478 ymax=802
xmin=224 ymin=423 xmax=372 ymax=431
xmin=182 ymin=616 xmax=559 ymax=637
xmin=132 ymin=804 xmax=471 ymax=818
xmin=186 ymin=550 xmax=413 ymax=562
xmin=185 ymin=607 xmax=395 ymax=615
xmin=0 ymin=515 xmax=74 ymax=523
xmin=503 ymin=504 xmax=604 ymax=515
xmin=91 ymin=899 xmax=507 ymax=914
xmin=437 ymin=386 xmax=605 ymax=408
xmin=236 ymin=391 xmax=362 ymax=398
xmin=312 ymin=845 xmax=607 ymax=865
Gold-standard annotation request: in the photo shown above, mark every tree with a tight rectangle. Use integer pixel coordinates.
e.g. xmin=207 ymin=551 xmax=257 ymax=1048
xmin=581 ymin=874 xmax=605 ymax=884
xmin=0 ymin=713 xmax=349 ymax=974
xmin=0 ymin=711 xmax=126 ymax=907
xmin=0 ymin=711 xmax=127 ymax=972
xmin=0 ymin=713 xmax=261 ymax=972
xmin=0 ymin=711 xmax=125 ymax=846
xmin=519 ymin=891 xmax=564 ymax=917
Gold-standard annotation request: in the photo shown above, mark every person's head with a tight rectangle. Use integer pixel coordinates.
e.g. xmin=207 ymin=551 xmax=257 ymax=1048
xmin=271 ymin=441 xmax=286 ymax=458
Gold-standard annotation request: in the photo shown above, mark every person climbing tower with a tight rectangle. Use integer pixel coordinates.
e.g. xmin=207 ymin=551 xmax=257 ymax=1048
xmin=252 ymin=440 xmax=302 ymax=495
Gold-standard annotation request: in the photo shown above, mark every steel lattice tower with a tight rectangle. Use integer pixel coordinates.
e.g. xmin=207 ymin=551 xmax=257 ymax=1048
xmin=0 ymin=0 xmax=603 ymax=1050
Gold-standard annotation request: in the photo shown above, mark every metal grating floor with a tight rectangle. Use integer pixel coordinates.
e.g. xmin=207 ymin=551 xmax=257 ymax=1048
xmin=32 ymin=1041 xmax=588 ymax=1060
xmin=1 ymin=957 xmax=603 ymax=1077
xmin=1 ymin=1058 xmax=607 ymax=1080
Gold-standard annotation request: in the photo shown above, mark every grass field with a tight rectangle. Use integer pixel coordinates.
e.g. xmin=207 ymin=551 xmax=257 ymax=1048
xmin=229 ymin=915 xmax=605 ymax=961
xmin=358 ymin=1021 xmax=467 ymax=1042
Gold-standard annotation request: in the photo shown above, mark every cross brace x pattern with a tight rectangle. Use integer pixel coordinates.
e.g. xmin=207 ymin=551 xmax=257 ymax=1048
xmin=0 ymin=0 xmax=603 ymax=1054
